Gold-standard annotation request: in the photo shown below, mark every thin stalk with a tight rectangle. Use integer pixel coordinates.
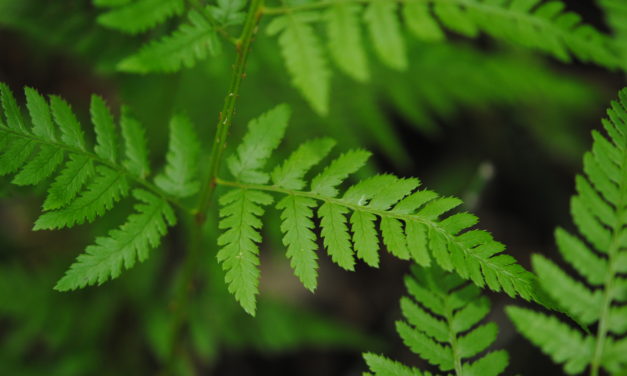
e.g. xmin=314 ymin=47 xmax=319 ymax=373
xmin=443 ymin=302 xmax=464 ymax=376
xmin=195 ymin=0 xmax=265 ymax=224
xmin=164 ymin=0 xmax=265 ymax=371
xmin=426 ymin=276 xmax=464 ymax=375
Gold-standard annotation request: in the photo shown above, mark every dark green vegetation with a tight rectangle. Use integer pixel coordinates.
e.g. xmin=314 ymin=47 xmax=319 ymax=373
xmin=0 ymin=0 xmax=626 ymax=375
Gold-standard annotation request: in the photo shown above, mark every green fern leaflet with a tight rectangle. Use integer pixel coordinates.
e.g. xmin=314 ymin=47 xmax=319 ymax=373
xmin=216 ymin=104 xmax=541 ymax=315
xmin=0 ymin=83 xmax=200 ymax=291
xmin=363 ymin=265 xmax=509 ymax=376
xmin=507 ymin=88 xmax=627 ymax=375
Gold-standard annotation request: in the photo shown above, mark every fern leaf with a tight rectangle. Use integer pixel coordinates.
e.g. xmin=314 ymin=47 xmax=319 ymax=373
xmin=0 ymin=83 xmax=26 ymax=131
xmin=118 ymin=10 xmax=221 ymax=73
xmin=350 ymin=210 xmax=380 ymax=267
xmin=24 ymin=87 xmax=56 ymax=141
xmin=457 ymin=322 xmax=497 ymax=358
xmin=227 ymin=103 xmax=290 ymax=184
xmin=277 ymin=195 xmax=319 ymax=291
xmin=54 ymin=189 xmax=176 ymax=291
xmin=217 ymin=104 xmax=541 ymax=313
xmin=271 ymin=137 xmax=336 ymax=190
xmin=364 ymin=0 xmax=407 ymax=71
xmin=34 ymin=167 xmax=129 ymax=230
xmin=325 ymin=2 xmax=369 ymax=82
xmin=43 ymin=155 xmax=95 ymax=211
xmin=0 ymin=138 xmax=36 ymax=176
xmin=208 ymin=0 xmax=247 ymax=26
xmin=554 ymin=227 xmax=607 ymax=285
xmin=397 ymin=320 xmax=454 ymax=371
xmin=532 ymin=254 xmax=602 ymax=325
xmin=97 ymin=0 xmax=184 ymax=34
xmin=50 ymin=95 xmax=86 ymax=151
xmin=310 ymin=149 xmax=371 ymax=197
xmin=603 ymin=337 xmax=627 ymax=373
xmin=121 ymin=108 xmax=150 ymax=179
xmin=600 ymin=0 xmax=627 ymax=62
xmin=380 ymin=217 xmax=410 ymax=260
xmin=433 ymin=1 xmax=478 ymax=37
xmin=90 ymin=95 xmax=117 ymax=164
xmin=403 ymin=0 xmax=445 ymax=42
xmin=405 ymin=221 xmax=430 ymax=266
xmin=217 ymin=189 xmax=273 ymax=316
xmin=609 ymin=305 xmax=627 ymax=334
xmin=362 ymin=352 xmax=424 ymax=376
xmin=12 ymin=146 xmax=64 ymax=186
xmin=462 ymin=350 xmax=509 ymax=376
xmin=365 ymin=266 xmax=508 ymax=375
xmin=507 ymin=306 xmax=594 ymax=374
xmin=507 ymin=88 xmax=627 ymax=375
xmin=400 ymin=297 xmax=448 ymax=343
xmin=319 ymin=202 xmax=355 ymax=270
xmin=154 ymin=113 xmax=200 ymax=198
xmin=267 ymin=12 xmax=330 ymax=115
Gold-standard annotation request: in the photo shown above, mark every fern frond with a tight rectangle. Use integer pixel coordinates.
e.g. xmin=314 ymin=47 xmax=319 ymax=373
xmin=507 ymin=306 xmax=594 ymax=374
xmin=402 ymin=1 xmax=445 ymax=43
xmin=226 ymin=103 xmax=290 ymax=184
xmin=90 ymin=95 xmax=118 ymax=163
xmin=208 ymin=0 xmax=247 ymax=26
xmin=97 ymin=0 xmax=185 ymax=34
xmin=42 ymin=155 xmax=95 ymax=211
xmin=600 ymin=0 xmax=627 ymax=56
xmin=0 ymin=83 xmax=26 ymax=131
xmin=362 ymin=352 xmax=426 ymax=376
xmin=55 ymin=189 xmax=176 ymax=291
xmin=0 ymin=84 xmax=195 ymax=290
xmin=217 ymin=104 xmax=540 ymax=314
xmin=49 ymin=95 xmax=87 ymax=151
xmin=217 ymin=189 xmax=274 ymax=316
xmin=120 ymin=108 xmax=150 ymax=179
xmin=267 ymin=12 xmax=331 ymax=115
xmin=118 ymin=10 xmax=221 ymax=73
xmin=154 ymin=113 xmax=201 ymax=198
xmin=363 ymin=265 xmax=508 ymax=376
xmin=507 ymin=88 xmax=627 ymax=375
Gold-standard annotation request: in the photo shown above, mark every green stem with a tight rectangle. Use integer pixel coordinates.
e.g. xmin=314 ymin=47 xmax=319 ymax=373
xmin=444 ymin=303 xmax=464 ymax=376
xmin=425 ymin=275 xmax=464 ymax=375
xmin=164 ymin=1 xmax=265 ymax=371
xmin=195 ymin=0 xmax=265 ymax=224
